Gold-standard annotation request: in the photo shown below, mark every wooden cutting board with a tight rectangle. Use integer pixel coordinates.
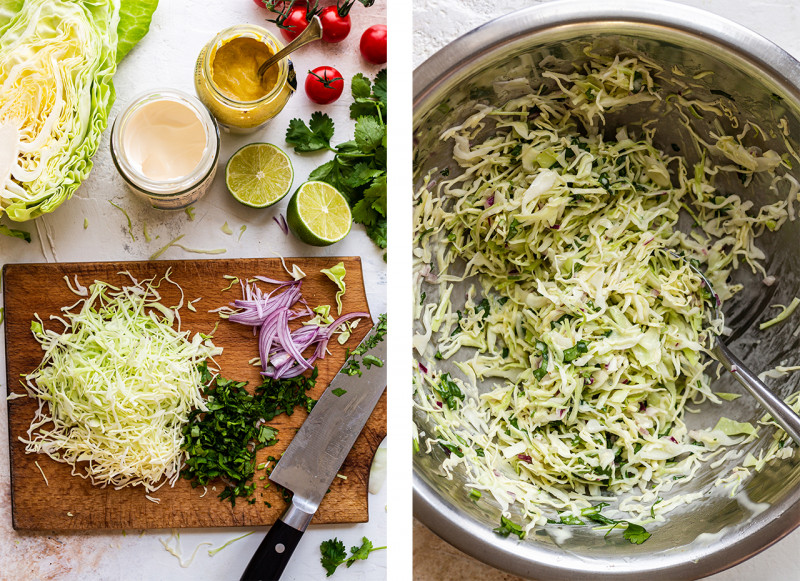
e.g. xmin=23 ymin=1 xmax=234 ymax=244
xmin=3 ymin=257 xmax=386 ymax=531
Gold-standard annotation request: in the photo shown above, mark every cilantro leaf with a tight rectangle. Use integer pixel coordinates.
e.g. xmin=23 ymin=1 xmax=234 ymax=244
xmin=352 ymin=175 xmax=387 ymax=228
xmin=285 ymin=112 xmax=335 ymax=152
xmin=344 ymin=163 xmax=383 ymax=190
xmin=372 ymin=69 xmax=387 ymax=108
xmin=320 ymin=537 xmax=347 ymax=576
xmin=350 ymin=72 xmax=372 ymax=101
xmin=365 ymin=221 xmax=387 ymax=250
xmin=623 ymin=523 xmax=652 ymax=545
xmin=309 ymin=111 xmax=335 ymax=142
xmin=354 ymin=116 xmax=385 ymax=153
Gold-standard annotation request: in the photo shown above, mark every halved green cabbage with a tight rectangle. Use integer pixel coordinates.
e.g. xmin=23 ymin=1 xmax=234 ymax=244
xmin=0 ymin=0 xmax=156 ymax=223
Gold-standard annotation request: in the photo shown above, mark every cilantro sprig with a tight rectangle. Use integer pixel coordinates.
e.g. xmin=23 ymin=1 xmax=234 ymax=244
xmin=286 ymin=69 xmax=387 ymax=251
xmin=320 ymin=536 xmax=386 ymax=577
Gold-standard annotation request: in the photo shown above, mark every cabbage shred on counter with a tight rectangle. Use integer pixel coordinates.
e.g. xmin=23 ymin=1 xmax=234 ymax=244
xmin=413 ymin=50 xmax=800 ymax=535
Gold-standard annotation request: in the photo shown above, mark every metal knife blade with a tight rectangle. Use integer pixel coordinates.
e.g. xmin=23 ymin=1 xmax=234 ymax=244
xmin=240 ymin=320 xmax=387 ymax=581
xmin=269 ymin=324 xmax=387 ymax=512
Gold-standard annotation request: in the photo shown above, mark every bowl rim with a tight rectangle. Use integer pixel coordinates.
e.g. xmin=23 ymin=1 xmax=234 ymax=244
xmin=413 ymin=1 xmax=800 ymax=579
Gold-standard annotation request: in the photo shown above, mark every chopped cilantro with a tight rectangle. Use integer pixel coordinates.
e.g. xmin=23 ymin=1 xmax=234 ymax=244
xmin=181 ymin=363 xmax=317 ymax=505
xmin=493 ymin=515 xmax=525 ymax=539
xmin=434 ymin=372 xmax=464 ymax=409
xmin=341 ymin=314 xmax=387 ymax=376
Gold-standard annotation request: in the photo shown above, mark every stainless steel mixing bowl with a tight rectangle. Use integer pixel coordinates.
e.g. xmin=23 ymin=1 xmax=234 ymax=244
xmin=413 ymin=1 xmax=800 ymax=579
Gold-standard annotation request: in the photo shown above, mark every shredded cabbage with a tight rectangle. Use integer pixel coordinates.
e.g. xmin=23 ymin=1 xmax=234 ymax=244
xmin=413 ymin=51 xmax=793 ymax=528
xmin=21 ymin=271 xmax=221 ymax=493
xmin=759 ymin=297 xmax=800 ymax=330
xmin=321 ymin=261 xmax=347 ymax=315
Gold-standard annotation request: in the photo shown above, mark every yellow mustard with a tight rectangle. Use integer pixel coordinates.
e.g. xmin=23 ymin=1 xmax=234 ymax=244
xmin=211 ymin=37 xmax=279 ymax=102
xmin=194 ymin=25 xmax=295 ymax=133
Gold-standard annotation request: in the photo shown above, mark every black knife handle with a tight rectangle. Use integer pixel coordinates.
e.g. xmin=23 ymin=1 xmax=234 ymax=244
xmin=240 ymin=518 xmax=305 ymax=581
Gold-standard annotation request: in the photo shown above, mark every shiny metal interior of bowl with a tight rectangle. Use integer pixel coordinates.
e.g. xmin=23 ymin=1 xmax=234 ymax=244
xmin=413 ymin=4 xmax=800 ymax=580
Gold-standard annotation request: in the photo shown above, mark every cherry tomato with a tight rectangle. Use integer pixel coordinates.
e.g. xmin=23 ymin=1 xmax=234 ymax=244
xmin=360 ymin=24 xmax=387 ymax=65
xmin=251 ymin=0 xmax=266 ymax=7
xmin=281 ymin=5 xmax=309 ymax=42
xmin=319 ymin=5 xmax=351 ymax=43
xmin=305 ymin=66 xmax=344 ymax=104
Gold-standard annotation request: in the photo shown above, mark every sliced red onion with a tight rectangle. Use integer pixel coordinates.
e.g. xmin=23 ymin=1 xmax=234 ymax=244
xmin=517 ymin=454 xmax=533 ymax=463
xmin=226 ymin=279 xmax=368 ymax=379
xmin=272 ymin=215 xmax=289 ymax=235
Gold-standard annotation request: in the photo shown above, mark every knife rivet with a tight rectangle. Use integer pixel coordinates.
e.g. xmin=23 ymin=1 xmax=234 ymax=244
xmin=275 ymin=543 xmax=286 ymax=554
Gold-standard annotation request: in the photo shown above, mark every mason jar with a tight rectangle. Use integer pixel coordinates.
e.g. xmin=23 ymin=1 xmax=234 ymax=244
xmin=194 ymin=24 xmax=297 ymax=133
xmin=110 ymin=89 xmax=220 ymax=210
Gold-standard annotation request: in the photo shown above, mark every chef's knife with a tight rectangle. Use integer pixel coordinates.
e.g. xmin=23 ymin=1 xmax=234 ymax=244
xmin=240 ymin=324 xmax=387 ymax=581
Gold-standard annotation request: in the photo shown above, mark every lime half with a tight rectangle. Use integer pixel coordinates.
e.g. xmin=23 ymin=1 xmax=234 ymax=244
xmin=286 ymin=181 xmax=352 ymax=246
xmin=225 ymin=143 xmax=294 ymax=208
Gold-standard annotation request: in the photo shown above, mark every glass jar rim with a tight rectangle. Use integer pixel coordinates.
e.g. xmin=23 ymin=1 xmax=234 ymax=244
xmin=203 ymin=24 xmax=288 ymax=107
xmin=110 ymin=89 xmax=220 ymax=196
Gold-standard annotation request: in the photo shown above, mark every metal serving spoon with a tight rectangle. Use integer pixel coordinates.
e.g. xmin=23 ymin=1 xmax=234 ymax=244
xmin=257 ymin=15 xmax=323 ymax=78
xmin=668 ymin=250 xmax=800 ymax=445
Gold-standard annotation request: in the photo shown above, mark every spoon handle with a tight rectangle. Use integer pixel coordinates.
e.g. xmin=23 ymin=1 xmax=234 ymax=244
xmin=258 ymin=15 xmax=323 ymax=78
xmin=713 ymin=340 xmax=800 ymax=446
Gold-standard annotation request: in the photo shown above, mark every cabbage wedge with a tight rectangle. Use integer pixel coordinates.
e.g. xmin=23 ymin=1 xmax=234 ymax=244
xmin=0 ymin=0 xmax=157 ymax=223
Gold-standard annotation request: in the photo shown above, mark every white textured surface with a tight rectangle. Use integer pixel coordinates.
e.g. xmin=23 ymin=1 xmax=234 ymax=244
xmin=0 ymin=1 xmax=386 ymax=580
xmin=412 ymin=1 xmax=800 ymax=580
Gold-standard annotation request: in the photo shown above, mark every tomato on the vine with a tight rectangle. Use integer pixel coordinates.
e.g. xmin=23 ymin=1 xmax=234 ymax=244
xmin=319 ymin=5 xmax=351 ymax=43
xmin=305 ymin=66 xmax=344 ymax=104
xmin=360 ymin=24 xmax=386 ymax=64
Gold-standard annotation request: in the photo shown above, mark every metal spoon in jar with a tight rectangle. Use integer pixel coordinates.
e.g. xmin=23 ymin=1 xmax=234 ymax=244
xmin=667 ymin=250 xmax=800 ymax=445
xmin=257 ymin=15 xmax=323 ymax=78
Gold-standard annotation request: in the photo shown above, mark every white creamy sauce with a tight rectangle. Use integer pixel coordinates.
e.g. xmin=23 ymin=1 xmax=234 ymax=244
xmin=737 ymin=491 xmax=770 ymax=517
xmin=548 ymin=526 xmax=574 ymax=544
xmin=695 ymin=526 xmax=731 ymax=545
xmin=122 ymin=99 xmax=207 ymax=181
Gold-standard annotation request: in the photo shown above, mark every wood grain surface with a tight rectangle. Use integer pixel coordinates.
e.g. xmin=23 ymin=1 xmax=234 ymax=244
xmin=3 ymin=257 xmax=386 ymax=531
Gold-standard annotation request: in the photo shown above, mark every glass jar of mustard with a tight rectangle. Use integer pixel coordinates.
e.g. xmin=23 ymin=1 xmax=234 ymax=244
xmin=110 ymin=89 xmax=220 ymax=210
xmin=194 ymin=24 xmax=297 ymax=133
